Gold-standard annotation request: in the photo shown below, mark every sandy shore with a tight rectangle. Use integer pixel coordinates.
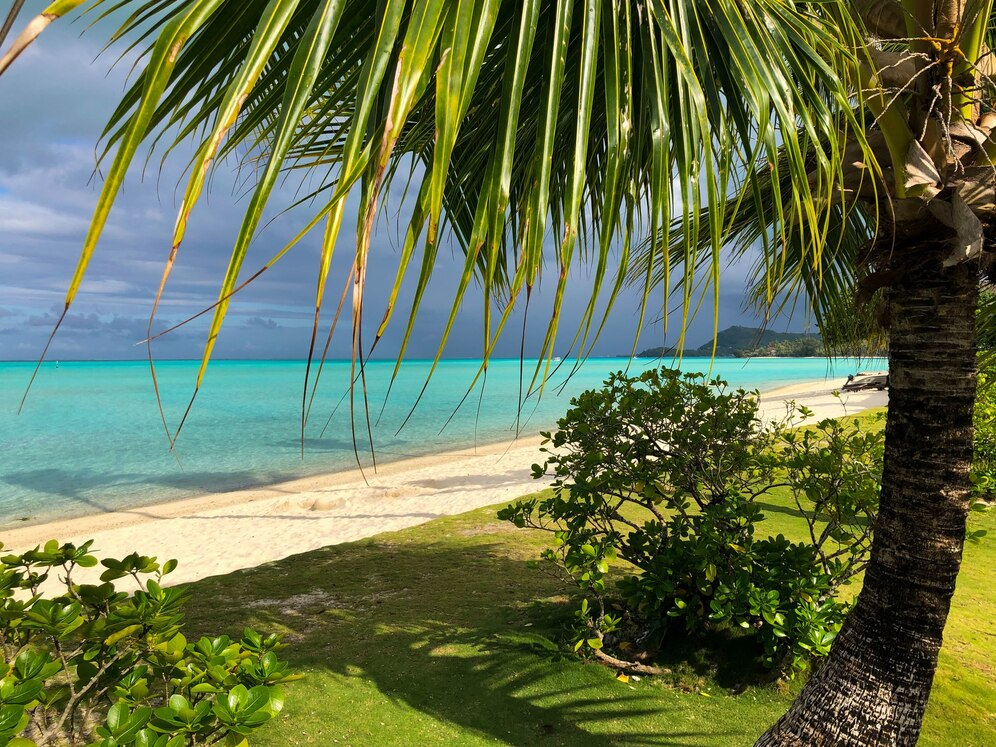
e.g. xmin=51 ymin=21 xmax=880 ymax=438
xmin=760 ymin=376 xmax=888 ymax=419
xmin=2 ymin=379 xmax=887 ymax=586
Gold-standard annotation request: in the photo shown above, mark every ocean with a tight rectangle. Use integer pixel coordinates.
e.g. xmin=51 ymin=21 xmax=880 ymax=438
xmin=0 ymin=357 xmax=886 ymax=527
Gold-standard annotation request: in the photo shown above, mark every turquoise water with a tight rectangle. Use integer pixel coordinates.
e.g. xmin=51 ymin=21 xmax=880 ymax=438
xmin=0 ymin=357 xmax=885 ymax=527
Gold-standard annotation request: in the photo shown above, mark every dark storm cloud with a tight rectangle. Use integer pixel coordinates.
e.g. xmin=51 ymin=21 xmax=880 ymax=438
xmin=244 ymin=316 xmax=280 ymax=330
xmin=0 ymin=8 xmax=794 ymax=362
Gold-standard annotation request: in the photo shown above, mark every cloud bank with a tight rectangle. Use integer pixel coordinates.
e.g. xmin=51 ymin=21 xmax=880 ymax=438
xmin=0 ymin=11 xmax=791 ymax=363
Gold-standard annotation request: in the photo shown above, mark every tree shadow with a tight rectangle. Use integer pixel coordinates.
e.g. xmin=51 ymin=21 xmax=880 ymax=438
xmin=184 ymin=538 xmax=747 ymax=746
xmin=755 ymin=500 xmax=872 ymax=528
xmin=755 ymin=501 xmax=808 ymax=521
xmin=643 ymin=625 xmax=780 ymax=693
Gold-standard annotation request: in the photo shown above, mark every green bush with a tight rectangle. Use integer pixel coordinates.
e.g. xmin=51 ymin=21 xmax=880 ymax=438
xmin=0 ymin=541 xmax=299 ymax=747
xmin=973 ymin=362 xmax=996 ymax=502
xmin=499 ymin=370 xmax=883 ymax=675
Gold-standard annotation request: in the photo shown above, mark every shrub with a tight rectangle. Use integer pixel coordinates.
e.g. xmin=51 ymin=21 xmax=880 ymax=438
xmin=499 ymin=370 xmax=883 ymax=675
xmin=973 ymin=361 xmax=996 ymax=502
xmin=0 ymin=541 xmax=298 ymax=747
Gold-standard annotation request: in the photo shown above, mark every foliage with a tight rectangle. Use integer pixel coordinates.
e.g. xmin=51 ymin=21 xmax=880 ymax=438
xmin=974 ymin=360 xmax=996 ymax=503
xmin=735 ymin=336 xmax=823 ymax=358
xmin=0 ymin=1 xmax=872 ymax=441
xmin=499 ymin=370 xmax=884 ymax=675
xmin=0 ymin=541 xmax=299 ymax=747
xmin=979 ymin=287 xmax=996 ymax=353
xmin=777 ymin=406 xmax=883 ymax=583
xmin=169 ymin=471 xmax=993 ymax=747
xmin=637 ymin=326 xmax=824 ymax=358
xmin=636 ymin=326 xmax=884 ymax=359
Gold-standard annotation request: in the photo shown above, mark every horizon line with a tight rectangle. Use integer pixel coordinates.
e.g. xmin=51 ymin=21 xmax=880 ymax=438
xmin=0 ymin=355 xmax=649 ymax=364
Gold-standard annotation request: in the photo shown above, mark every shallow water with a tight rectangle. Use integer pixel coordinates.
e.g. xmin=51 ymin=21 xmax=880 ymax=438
xmin=0 ymin=356 xmax=885 ymax=526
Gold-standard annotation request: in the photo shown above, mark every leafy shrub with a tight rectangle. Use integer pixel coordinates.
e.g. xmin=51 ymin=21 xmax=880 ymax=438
xmin=778 ymin=405 xmax=883 ymax=584
xmin=499 ymin=370 xmax=883 ymax=675
xmin=0 ymin=541 xmax=299 ymax=747
xmin=973 ymin=362 xmax=996 ymax=502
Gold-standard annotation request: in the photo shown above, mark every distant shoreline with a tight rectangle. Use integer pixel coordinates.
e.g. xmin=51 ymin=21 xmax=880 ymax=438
xmin=0 ymin=355 xmax=885 ymax=363
xmin=4 ymin=356 xmax=662 ymax=363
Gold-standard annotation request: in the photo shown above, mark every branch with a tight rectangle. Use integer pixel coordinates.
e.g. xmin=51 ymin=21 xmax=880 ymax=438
xmin=591 ymin=648 xmax=672 ymax=676
xmin=42 ymin=649 xmax=127 ymax=743
xmin=859 ymin=61 xmax=917 ymax=198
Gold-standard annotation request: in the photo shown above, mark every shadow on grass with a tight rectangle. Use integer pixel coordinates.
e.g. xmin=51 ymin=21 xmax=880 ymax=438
xmin=754 ymin=501 xmax=808 ymax=521
xmin=184 ymin=535 xmax=743 ymax=746
xmin=645 ymin=626 xmax=779 ymax=693
xmin=755 ymin=500 xmax=871 ymax=528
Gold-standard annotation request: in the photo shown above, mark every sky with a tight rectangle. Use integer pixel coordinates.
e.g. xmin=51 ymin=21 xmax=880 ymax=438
xmin=0 ymin=5 xmax=801 ymax=362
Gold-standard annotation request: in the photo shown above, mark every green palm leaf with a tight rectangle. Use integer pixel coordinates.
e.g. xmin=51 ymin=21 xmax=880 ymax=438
xmin=1 ymin=0 xmax=871 ymax=439
xmin=5 ymin=4 xmax=996 ymax=745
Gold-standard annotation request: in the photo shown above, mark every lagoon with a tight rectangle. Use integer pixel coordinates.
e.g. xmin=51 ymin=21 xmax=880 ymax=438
xmin=0 ymin=356 xmax=885 ymax=526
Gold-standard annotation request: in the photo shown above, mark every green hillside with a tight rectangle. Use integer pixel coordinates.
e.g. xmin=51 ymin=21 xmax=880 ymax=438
xmin=637 ymin=325 xmax=820 ymax=358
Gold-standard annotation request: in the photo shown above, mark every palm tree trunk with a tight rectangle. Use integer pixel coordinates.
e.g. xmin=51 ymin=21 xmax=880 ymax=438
xmin=756 ymin=245 xmax=979 ymax=746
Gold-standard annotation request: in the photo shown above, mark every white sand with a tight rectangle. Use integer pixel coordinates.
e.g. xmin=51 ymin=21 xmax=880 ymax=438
xmin=760 ymin=376 xmax=888 ymax=421
xmin=2 ymin=379 xmax=887 ymax=586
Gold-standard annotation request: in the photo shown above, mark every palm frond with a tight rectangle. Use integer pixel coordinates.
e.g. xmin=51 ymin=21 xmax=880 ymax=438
xmin=626 ymin=136 xmax=883 ymax=356
xmin=0 ymin=0 xmax=872 ymax=442
xmin=0 ymin=1 xmax=26 ymax=52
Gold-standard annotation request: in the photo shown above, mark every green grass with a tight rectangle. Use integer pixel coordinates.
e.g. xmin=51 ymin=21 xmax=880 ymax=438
xmin=182 ymin=412 xmax=995 ymax=746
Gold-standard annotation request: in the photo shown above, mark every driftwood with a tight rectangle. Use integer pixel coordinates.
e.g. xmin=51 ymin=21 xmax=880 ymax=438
xmin=592 ymin=648 xmax=672 ymax=676
xmin=842 ymin=372 xmax=889 ymax=391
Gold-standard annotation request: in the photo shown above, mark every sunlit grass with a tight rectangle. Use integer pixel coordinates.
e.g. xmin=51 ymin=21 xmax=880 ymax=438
xmin=182 ymin=410 xmax=994 ymax=746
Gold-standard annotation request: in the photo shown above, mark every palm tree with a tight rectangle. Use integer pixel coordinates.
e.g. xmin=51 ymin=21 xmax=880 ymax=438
xmin=1 ymin=1 xmax=993 ymax=744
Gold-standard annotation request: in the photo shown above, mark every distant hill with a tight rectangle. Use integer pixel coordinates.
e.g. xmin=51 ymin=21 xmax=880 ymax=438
xmin=637 ymin=326 xmax=820 ymax=358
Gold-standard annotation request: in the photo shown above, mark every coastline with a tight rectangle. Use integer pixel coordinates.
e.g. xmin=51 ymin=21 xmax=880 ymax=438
xmin=761 ymin=376 xmax=855 ymax=398
xmin=0 ymin=428 xmax=549 ymax=532
xmin=1 ymin=378 xmax=888 ymax=587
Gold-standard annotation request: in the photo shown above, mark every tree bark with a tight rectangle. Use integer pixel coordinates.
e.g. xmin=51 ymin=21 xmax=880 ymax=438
xmin=756 ymin=244 xmax=979 ymax=746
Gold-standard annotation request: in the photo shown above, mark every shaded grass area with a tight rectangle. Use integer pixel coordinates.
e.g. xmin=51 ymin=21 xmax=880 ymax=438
xmin=182 ymin=413 xmax=995 ymax=746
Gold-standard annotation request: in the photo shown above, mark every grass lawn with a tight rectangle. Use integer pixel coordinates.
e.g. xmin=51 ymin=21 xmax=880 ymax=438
xmin=183 ymin=412 xmax=996 ymax=746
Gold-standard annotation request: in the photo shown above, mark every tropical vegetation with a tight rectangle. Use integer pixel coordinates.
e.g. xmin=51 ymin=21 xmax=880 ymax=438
xmin=179 ymin=447 xmax=994 ymax=746
xmin=636 ymin=326 xmax=828 ymax=358
xmin=974 ymin=359 xmax=996 ymax=501
xmin=2 ymin=0 xmax=996 ymax=744
xmin=0 ymin=542 xmax=297 ymax=747
xmin=499 ymin=371 xmax=884 ymax=677
xmin=735 ymin=337 xmax=824 ymax=359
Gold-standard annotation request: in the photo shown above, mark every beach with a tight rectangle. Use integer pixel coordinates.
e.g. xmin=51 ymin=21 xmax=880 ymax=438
xmin=2 ymin=378 xmax=887 ymax=586
xmin=0 ymin=358 xmax=886 ymax=526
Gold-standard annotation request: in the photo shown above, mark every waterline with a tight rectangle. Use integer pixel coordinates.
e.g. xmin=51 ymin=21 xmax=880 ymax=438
xmin=0 ymin=357 xmax=885 ymax=526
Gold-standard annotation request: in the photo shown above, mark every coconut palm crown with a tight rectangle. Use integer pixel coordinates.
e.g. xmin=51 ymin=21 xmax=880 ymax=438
xmin=2 ymin=1 xmax=994 ymax=746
